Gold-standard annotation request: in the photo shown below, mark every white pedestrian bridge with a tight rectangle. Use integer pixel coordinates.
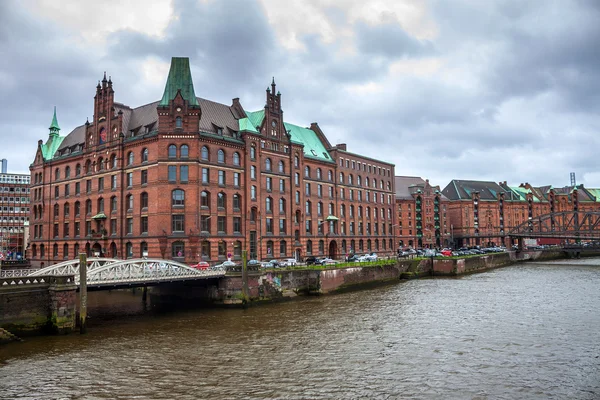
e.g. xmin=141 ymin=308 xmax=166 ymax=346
xmin=4 ymin=258 xmax=226 ymax=289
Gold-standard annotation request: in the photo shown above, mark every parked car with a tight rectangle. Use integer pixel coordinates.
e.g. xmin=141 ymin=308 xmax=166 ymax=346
xmin=305 ymin=256 xmax=319 ymax=266
xmin=440 ymin=250 xmax=452 ymax=257
xmin=319 ymin=258 xmax=338 ymax=265
xmin=281 ymin=258 xmax=297 ymax=267
xmin=213 ymin=260 xmax=237 ymax=270
xmin=346 ymin=254 xmax=359 ymax=262
xmin=190 ymin=261 xmax=210 ymax=270
xmin=247 ymin=259 xmax=261 ymax=267
xmin=260 ymin=261 xmax=275 ymax=269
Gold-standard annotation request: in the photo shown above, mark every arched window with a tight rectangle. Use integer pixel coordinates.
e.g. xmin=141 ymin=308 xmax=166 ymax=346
xmin=74 ymin=201 xmax=80 ymax=217
xmin=63 ymin=203 xmax=70 ymax=217
xmin=140 ymin=242 xmax=148 ymax=257
xmin=110 ymin=154 xmax=117 ymax=168
xmin=65 ymin=166 xmax=71 ymax=178
xmin=348 ymin=175 xmax=353 ymax=185
xmin=233 ymin=194 xmax=241 ymax=210
xmin=172 ymin=241 xmax=185 ymax=258
xmin=180 ymin=145 xmax=189 ymax=158
xmin=218 ymin=149 xmax=225 ymax=163
xmin=250 ymin=146 xmax=256 ymax=160
xmin=175 ymin=117 xmax=182 ymax=128
xmin=217 ymin=192 xmax=226 ymax=208
xmin=76 ymin=164 xmax=81 ymax=176
xmin=98 ymin=197 xmax=105 ymax=213
xmin=319 ymin=240 xmax=324 ymax=254
xmin=172 ymin=189 xmax=185 ymax=206
xmin=266 ymin=241 xmax=274 ymax=258
xmin=126 ymin=242 xmax=133 ymax=258
xmin=307 ymin=240 xmax=313 ymax=254
xmin=294 ymin=155 xmax=299 ymax=168
xmin=265 ymin=158 xmax=272 ymax=171
xmin=85 ymin=160 xmax=91 ymax=174
xmin=373 ymin=179 xmax=377 ymax=188
xmin=125 ymin=194 xmax=132 ymax=210
xmin=250 ymin=207 xmax=257 ymax=223
xmin=55 ymin=168 xmax=60 ymax=180
xmin=98 ymin=157 xmax=104 ymax=171
xmin=53 ymin=204 xmax=59 ymax=218
xmin=53 ymin=243 xmax=59 ymax=258
xmin=141 ymin=148 xmax=148 ymax=162
xmin=279 ymin=240 xmax=286 ymax=256
xmin=316 ymin=168 xmax=322 ymax=180
xmin=305 ymin=166 xmax=310 ymax=178
xmin=305 ymin=200 xmax=312 ymax=215
xmin=140 ymin=193 xmax=148 ymax=210
xmin=328 ymin=170 xmax=333 ymax=181
xmin=266 ymin=197 xmax=272 ymax=212
xmin=201 ymin=146 xmax=209 ymax=161
xmin=278 ymin=161 xmax=284 ymax=173
xmin=168 ymin=145 xmax=177 ymax=159
xmin=233 ymin=152 xmax=240 ymax=166
xmin=201 ymin=191 xmax=210 ymax=208
xmin=63 ymin=243 xmax=69 ymax=258
xmin=127 ymin=152 xmax=134 ymax=165
xmin=279 ymin=198 xmax=286 ymax=213
xmin=339 ymin=172 xmax=344 ymax=183
xmin=365 ymin=177 xmax=369 ymax=187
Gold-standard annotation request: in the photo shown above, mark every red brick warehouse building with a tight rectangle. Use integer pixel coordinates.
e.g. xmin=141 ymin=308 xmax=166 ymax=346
xmin=29 ymin=57 xmax=396 ymax=267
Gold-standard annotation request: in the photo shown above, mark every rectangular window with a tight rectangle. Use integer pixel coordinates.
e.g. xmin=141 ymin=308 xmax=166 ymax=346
xmin=266 ymin=177 xmax=272 ymax=192
xmin=279 ymin=179 xmax=285 ymax=193
xmin=328 ymin=187 xmax=333 ymax=198
xmin=140 ymin=216 xmax=148 ymax=234
xmin=64 ymin=184 xmax=70 ymax=197
xmin=279 ymin=219 xmax=286 ymax=234
xmin=171 ymin=215 xmax=184 ymax=232
xmin=266 ymin=218 xmax=273 ymax=234
xmin=74 ymin=221 xmax=80 ymax=237
xmin=218 ymin=170 xmax=225 ymax=186
xmin=63 ymin=222 xmax=69 ymax=238
xmin=305 ymin=183 xmax=310 ymax=196
xmin=317 ymin=185 xmax=322 ymax=198
xmin=127 ymin=173 xmax=133 ymax=187
xmin=305 ymin=220 xmax=312 ymax=234
xmin=86 ymin=180 xmax=92 ymax=193
xmin=112 ymin=175 xmax=118 ymax=189
xmin=86 ymin=221 xmax=91 ymax=236
xmin=98 ymin=177 xmax=104 ymax=192
xmin=217 ymin=216 xmax=226 ymax=233
xmin=75 ymin=182 xmax=80 ymax=195
xmin=168 ymin=166 xmax=177 ymax=182
xmin=233 ymin=217 xmax=241 ymax=233
xmin=201 ymin=215 xmax=211 ymax=232
xmin=234 ymin=172 xmax=240 ymax=187
xmin=202 ymin=168 xmax=209 ymax=184
xmin=295 ymin=173 xmax=299 ymax=186
xmin=110 ymin=219 xmax=117 ymax=235
xmin=180 ymin=166 xmax=188 ymax=183
xmin=127 ymin=217 xmax=133 ymax=234
xmin=141 ymin=170 xmax=147 ymax=185
xmin=251 ymin=166 xmax=256 ymax=179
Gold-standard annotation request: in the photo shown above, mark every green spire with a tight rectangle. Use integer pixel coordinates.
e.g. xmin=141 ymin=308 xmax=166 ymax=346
xmin=159 ymin=57 xmax=199 ymax=107
xmin=49 ymin=106 xmax=60 ymax=136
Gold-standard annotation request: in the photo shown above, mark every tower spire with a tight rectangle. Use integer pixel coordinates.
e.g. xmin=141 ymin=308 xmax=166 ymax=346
xmin=49 ymin=106 xmax=60 ymax=137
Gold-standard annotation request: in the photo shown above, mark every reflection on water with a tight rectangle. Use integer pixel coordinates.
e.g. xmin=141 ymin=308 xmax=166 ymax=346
xmin=1 ymin=263 xmax=599 ymax=399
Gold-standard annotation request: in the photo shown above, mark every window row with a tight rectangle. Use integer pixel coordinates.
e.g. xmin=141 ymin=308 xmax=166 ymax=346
xmin=338 ymin=157 xmax=392 ymax=178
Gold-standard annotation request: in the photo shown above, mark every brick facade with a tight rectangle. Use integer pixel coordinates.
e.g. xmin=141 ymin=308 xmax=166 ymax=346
xmin=0 ymin=170 xmax=30 ymax=259
xmin=28 ymin=58 xmax=395 ymax=267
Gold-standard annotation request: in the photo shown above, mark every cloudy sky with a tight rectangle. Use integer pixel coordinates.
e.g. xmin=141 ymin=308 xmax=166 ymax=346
xmin=1 ymin=0 xmax=599 ymax=189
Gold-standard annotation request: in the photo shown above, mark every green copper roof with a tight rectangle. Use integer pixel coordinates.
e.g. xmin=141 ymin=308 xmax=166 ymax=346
xmin=41 ymin=135 xmax=65 ymax=161
xmin=584 ymin=188 xmax=600 ymax=202
xmin=159 ymin=57 xmax=199 ymax=107
xmin=239 ymin=110 xmax=263 ymax=133
xmin=284 ymin=122 xmax=333 ymax=162
xmin=239 ymin=110 xmax=333 ymax=162
xmin=49 ymin=106 xmax=60 ymax=134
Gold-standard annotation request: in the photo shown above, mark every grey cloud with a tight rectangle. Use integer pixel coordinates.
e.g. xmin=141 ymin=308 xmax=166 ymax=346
xmin=354 ymin=21 xmax=435 ymax=58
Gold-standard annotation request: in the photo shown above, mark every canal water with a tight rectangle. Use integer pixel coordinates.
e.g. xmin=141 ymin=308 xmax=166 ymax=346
xmin=1 ymin=261 xmax=599 ymax=399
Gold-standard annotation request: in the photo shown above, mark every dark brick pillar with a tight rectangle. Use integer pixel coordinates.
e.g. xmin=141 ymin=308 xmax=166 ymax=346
xmin=48 ymin=276 xmax=77 ymax=334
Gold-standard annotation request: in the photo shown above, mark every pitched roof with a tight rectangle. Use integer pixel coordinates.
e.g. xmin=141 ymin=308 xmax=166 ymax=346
xmin=159 ymin=57 xmax=199 ymax=107
xmin=395 ymin=176 xmax=426 ymax=199
xmin=442 ymin=179 xmax=508 ymax=200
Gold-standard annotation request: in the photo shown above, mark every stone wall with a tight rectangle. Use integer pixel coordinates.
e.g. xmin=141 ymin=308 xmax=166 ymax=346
xmin=433 ymin=252 xmax=513 ymax=276
xmin=0 ymin=275 xmax=77 ymax=336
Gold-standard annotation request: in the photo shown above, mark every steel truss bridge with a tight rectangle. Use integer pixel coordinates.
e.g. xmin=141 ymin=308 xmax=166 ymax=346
xmin=509 ymin=211 xmax=600 ymax=240
xmin=22 ymin=258 xmax=225 ymax=289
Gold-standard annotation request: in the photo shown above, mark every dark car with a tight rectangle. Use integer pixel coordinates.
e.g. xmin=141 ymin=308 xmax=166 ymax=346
xmin=346 ymin=254 xmax=359 ymax=262
xmin=305 ymin=256 xmax=319 ymax=266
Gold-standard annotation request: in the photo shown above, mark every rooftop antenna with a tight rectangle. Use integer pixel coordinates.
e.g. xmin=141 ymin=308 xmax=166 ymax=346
xmin=570 ymin=172 xmax=576 ymax=186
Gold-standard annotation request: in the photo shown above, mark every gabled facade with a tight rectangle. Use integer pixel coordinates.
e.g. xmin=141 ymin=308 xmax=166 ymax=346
xmin=29 ymin=57 xmax=395 ymax=267
xmin=395 ymin=177 xmax=449 ymax=249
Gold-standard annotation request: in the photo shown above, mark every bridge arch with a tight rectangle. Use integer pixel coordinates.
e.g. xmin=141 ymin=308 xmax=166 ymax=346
xmin=509 ymin=211 xmax=600 ymax=240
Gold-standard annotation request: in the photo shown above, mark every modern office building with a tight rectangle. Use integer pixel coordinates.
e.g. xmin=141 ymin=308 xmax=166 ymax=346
xmin=29 ymin=57 xmax=396 ymax=267
xmin=0 ymin=163 xmax=31 ymax=259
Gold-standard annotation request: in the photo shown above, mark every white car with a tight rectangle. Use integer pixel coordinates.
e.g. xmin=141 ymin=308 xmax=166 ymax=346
xmin=282 ymin=258 xmax=297 ymax=267
xmin=319 ymin=258 xmax=338 ymax=265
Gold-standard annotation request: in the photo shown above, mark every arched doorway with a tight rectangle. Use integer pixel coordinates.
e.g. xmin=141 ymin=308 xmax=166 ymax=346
xmin=328 ymin=240 xmax=338 ymax=259
xmin=92 ymin=242 xmax=102 ymax=257
xmin=295 ymin=248 xmax=302 ymax=261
